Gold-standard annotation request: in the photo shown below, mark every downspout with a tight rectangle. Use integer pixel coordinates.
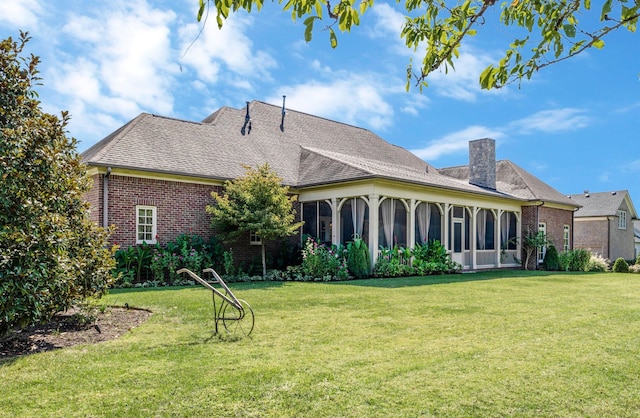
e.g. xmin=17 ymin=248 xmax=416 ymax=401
xmin=103 ymin=167 xmax=111 ymax=229
xmin=607 ymin=216 xmax=611 ymax=259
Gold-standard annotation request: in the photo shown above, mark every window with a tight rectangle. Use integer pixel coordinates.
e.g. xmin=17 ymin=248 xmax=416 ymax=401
xmin=501 ymin=212 xmax=517 ymax=250
xmin=250 ymin=231 xmax=262 ymax=246
xmin=563 ymin=225 xmax=570 ymax=252
xmin=538 ymin=222 xmax=546 ymax=263
xmin=302 ymin=201 xmax=332 ymax=244
xmin=476 ymin=209 xmax=495 ymax=250
xmin=136 ymin=205 xmax=157 ymax=244
xmin=618 ymin=210 xmax=627 ymax=229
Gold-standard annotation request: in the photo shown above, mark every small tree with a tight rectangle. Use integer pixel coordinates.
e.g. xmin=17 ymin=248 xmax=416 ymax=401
xmin=0 ymin=32 xmax=115 ymax=336
xmin=207 ymin=163 xmax=303 ymax=278
xmin=612 ymin=257 xmax=629 ymax=273
xmin=522 ymin=231 xmax=549 ymax=270
xmin=542 ymin=244 xmax=560 ymax=271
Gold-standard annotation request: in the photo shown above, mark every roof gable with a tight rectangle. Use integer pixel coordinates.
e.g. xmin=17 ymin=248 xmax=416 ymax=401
xmin=439 ymin=160 xmax=578 ymax=207
xmin=569 ymin=190 xmax=638 ymax=218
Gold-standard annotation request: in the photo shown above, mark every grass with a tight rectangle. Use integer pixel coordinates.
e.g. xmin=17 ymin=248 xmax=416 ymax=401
xmin=2 ymin=270 xmax=640 ymax=417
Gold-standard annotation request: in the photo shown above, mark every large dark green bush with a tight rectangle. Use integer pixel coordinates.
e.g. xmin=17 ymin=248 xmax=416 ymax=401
xmin=542 ymin=245 xmax=560 ymax=271
xmin=347 ymin=238 xmax=370 ymax=279
xmin=559 ymin=248 xmax=591 ymax=272
xmin=0 ymin=33 xmax=115 ymax=335
xmin=612 ymin=257 xmax=629 ymax=273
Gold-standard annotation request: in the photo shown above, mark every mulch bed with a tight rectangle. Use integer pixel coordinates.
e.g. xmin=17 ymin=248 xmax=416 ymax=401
xmin=0 ymin=306 xmax=152 ymax=360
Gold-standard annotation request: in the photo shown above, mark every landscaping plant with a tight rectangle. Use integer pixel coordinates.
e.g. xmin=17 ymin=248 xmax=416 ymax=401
xmin=0 ymin=32 xmax=115 ymax=335
xmin=612 ymin=257 xmax=630 ymax=273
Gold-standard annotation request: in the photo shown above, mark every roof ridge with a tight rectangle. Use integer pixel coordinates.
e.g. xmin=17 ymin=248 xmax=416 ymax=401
xmin=253 ymin=100 xmax=374 ymax=133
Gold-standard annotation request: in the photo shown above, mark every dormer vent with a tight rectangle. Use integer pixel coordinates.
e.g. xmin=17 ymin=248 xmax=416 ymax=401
xmin=241 ymin=101 xmax=252 ymax=135
xmin=280 ymin=95 xmax=286 ymax=132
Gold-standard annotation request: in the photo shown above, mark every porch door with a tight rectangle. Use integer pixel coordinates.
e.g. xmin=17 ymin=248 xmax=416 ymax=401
xmin=451 ymin=220 xmax=464 ymax=265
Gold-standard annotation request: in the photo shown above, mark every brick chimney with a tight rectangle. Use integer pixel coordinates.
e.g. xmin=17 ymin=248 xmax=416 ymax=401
xmin=469 ymin=138 xmax=496 ymax=190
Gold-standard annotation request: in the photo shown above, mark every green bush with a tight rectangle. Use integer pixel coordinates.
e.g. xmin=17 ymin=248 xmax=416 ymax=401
xmin=0 ymin=33 xmax=115 ymax=335
xmin=612 ymin=257 xmax=629 ymax=273
xmin=542 ymin=245 xmax=560 ymax=271
xmin=588 ymin=253 xmax=609 ymax=272
xmin=347 ymin=238 xmax=370 ymax=279
xmin=559 ymin=248 xmax=591 ymax=272
xmin=301 ymin=237 xmax=348 ymax=280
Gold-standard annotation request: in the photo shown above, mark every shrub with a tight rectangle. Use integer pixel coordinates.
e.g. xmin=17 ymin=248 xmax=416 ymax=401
xmin=542 ymin=245 xmax=560 ymax=271
xmin=612 ymin=257 xmax=629 ymax=273
xmin=588 ymin=253 xmax=610 ymax=272
xmin=559 ymin=248 xmax=591 ymax=272
xmin=374 ymin=245 xmax=411 ymax=277
xmin=301 ymin=237 xmax=348 ymax=280
xmin=347 ymin=238 xmax=370 ymax=279
xmin=0 ymin=33 xmax=115 ymax=335
xmin=629 ymin=264 xmax=640 ymax=274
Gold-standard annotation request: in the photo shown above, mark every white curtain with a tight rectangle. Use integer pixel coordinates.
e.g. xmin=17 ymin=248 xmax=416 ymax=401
xmin=501 ymin=212 xmax=509 ymax=249
xmin=351 ymin=197 xmax=366 ymax=238
xmin=416 ymin=202 xmax=430 ymax=243
xmin=381 ymin=198 xmax=395 ymax=247
xmin=477 ymin=209 xmax=487 ymax=250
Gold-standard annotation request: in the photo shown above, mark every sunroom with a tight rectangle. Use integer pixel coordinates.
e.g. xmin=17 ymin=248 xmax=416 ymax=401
xmin=299 ymin=185 xmax=522 ymax=271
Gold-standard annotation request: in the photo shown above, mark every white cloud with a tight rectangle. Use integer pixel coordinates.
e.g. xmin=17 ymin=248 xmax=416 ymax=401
xmin=0 ymin=0 xmax=41 ymax=27
xmin=268 ymin=61 xmax=401 ymax=131
xmin=410 ymin=125 xmax=504 ymax=160
xmin=270 ymin=76 xmax=395 ymax=131
xmin=178 ymin=14 xmax=277 ymax=86
xmin=508 ymin=108 xmax=590 ymax=134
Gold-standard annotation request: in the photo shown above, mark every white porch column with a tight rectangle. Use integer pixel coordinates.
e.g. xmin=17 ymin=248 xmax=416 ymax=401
xmin=443 ymin=203 xmax=450 ymax=252
xmin=369 ymin=193 xmax=380 ymax=269
xmin=497 ymin=209 xmax=503 ymax=268
xmin=331 ymin=197 xmax=339 ymax=246
xmin=472 ymin=207 xmax=478 ymax=270
xmin=409 ymin=199 xmax=417 ymax=250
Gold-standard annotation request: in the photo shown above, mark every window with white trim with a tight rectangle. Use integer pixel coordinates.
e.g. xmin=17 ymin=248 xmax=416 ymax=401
xmin=136 ymin=205 xmax=157 ymax=244
xmin=618 ymin=210 xmax=627 ymax=229
xmin=563 ymin=225 xmax=570 ymax=252
xmin=250 ymin=231 xmax=262 ymax=246
xmin=538 ymin=222 xmax=547 ymax=263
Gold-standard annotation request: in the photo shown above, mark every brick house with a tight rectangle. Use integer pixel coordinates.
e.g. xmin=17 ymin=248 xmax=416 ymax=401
xmin=568 ymin=190 xmax=638 ymax=261
xmin=82 ymin=100 xmax=579 ymax=270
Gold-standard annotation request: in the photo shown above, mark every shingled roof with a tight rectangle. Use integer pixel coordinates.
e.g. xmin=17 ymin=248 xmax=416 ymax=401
xmin=83 ymin=101 xmax=437 ymax=185
xmin=82 ymin=101 xmax=570 ymax=203
xmin=568 ymin=190 xmax=637 ymax=218
xmin=439 ymin=160 xmax=578 ymax=207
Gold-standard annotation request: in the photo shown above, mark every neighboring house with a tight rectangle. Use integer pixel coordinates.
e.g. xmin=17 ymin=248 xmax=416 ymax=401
xmin=568 ymin=190 xmax=638 ymax=261
xmin=634 ymin=220 xmax=640 ymax=260
xmin=82 ymin=101 xmax=578 ymax=270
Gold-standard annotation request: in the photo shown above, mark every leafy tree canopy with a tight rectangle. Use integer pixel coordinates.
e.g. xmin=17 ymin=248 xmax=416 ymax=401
xmin=207 ymin=163 xmax=303 ymax=277
xmin=198 ymin=0 xmax=639 ymax=90
xmin=0 ymin=32 xmax=116 ymax=336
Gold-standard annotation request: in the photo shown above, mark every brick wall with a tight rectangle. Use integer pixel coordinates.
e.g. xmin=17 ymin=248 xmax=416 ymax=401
xmin=85 ymin=174 xmax=302 ymax=269
xmin=574 ymin=219 xmax=609 ymax=258
xmin=521 ymin=205 xmax=574 ymax=269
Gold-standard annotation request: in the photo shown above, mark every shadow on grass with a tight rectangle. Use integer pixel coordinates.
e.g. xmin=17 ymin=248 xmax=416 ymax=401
xmin=328 ymin=269 xmax=572 ymax=289
xmin=109 ymin=280 xmax=286 ymax=295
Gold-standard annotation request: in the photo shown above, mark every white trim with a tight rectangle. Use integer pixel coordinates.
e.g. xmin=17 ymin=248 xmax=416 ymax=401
xmin=250 ymin=231 xmax=262 ymax=246
xmin=618 ymin=210 xmax=627 ymax=229
xmin=136 ymin=205 xmax=157 ymax=244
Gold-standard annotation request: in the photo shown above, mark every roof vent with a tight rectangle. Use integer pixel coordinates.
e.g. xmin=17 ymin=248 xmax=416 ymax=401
xmin=241 ymin=101 xmax=252 ymax=135
xmin=584 ymin=190 xmax=589 ymax=197
xmin=280 ymin=95 xmax=286 ymax=132
xmin=612 ymin=191 xmax=617 ymax=195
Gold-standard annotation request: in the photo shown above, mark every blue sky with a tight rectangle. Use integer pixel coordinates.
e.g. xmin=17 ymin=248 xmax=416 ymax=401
xmin=2 ymin=0 xmax=639 ymax=207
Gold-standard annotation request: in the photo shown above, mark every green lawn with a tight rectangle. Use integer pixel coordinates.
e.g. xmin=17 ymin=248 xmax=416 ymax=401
xmin=2 ymin=271 xmax=640 ymax=417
